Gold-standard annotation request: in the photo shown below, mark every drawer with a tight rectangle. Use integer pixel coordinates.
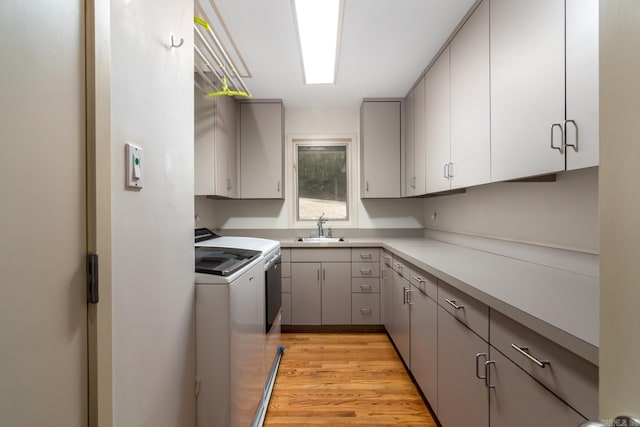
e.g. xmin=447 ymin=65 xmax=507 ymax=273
xmin=438 ymin=280 xmax=489 ymax=341
xmin=281 ymin=277 xmax=291 ymax=293
xmin=381 ymin=251 xmax=393 ymax=267
xmin=280 ymin=248 xmax=291 ymax=262
xmin=291 ymin=248 xmax=350 ymax=262
xmin=409 ymin=269 xmax=437 ymax=301
xmin=280 ymin=262 xmax=291 ymax=278
xmin=351 ymin=278 xmax=380 ymax=293
xmin=490 ymin=310 xmax=598 ymax=420
xmin=351 ymin=293 xmax=380 ymax=324
xmin=351 ymin=247 xmax=380 ymax=262
xmin=351 ymin=262 xmax=380 ymax=278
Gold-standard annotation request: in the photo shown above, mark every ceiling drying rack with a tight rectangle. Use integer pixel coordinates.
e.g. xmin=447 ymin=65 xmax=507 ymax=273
xmin=194 ymin=16 xmax=251 ymax=98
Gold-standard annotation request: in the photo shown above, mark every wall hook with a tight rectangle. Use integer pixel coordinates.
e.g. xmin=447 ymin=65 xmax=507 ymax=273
xmin=170 ymin=34 xmax=184 ymax=48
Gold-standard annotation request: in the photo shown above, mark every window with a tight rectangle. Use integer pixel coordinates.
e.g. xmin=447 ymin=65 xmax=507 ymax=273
xmin=293 ymin=138 xmax=351 ymax=222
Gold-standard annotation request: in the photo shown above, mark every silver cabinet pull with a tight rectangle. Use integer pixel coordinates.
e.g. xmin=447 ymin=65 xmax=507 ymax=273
xmin=360 ymin=284 xmax=372 ymax=291
xmin=411 ymin=176 xmax=416 ymax=188
xmin=484 ymin=360 xmax=496 ymax=389
xmin=226 ymin=177 xmax=232 ymax=190
xmin=366 ymin=181 xmax=369 ymax=192
xmin=393 ymin=262 xmax=403 ymax=270
xmin=448 ymin=162 xmax=454 ymax=178
xmin=322 ymin=268 xmax=326 ymax=281
xmin=360 ymin=268 xmax=372 ymax=275
xmin=511 ymin=344 xmax=550 ymax=368
xmin=550 ymin=123 xmax=564 ymax=153
xmin=317 ymin=269 xmax=320 ymax=282
xmin=360 ymin=253 xmax=372 ymax=259
xmin=413 ymin=276 xmax=425 ymax=284
xmin=360 ymin=307 xmax=372 ymax=315
xmin=443 ymin=163 xmax=448 ymax=178
xmin=277 ymin=180 xmax=280 ymax=192
xmin=475 ymin=353 xmax=487 ymax=380
xmin=563 ymin=119 xmax=578 ymax=151
xmin=406 ymin=288 xmax=413 ymax=305
xmin=381 ymin=268 xmax=386 ymax=280
xmin=445 ymin=298 xmax=464 ymax=310
xmin=402 ymin=287 xmax=409 ymax=304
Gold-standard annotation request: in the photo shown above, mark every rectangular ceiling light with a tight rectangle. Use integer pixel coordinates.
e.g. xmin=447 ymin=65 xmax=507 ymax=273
xmin=293 ymin=0 xmax=342 ymax=85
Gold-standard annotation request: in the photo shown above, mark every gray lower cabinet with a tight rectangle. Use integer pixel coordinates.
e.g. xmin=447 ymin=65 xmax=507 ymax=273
xmin=409 ymin=284 xmax=438 ymax=412
xmin=381 ymin=251 xmax=394 ymax=328
xmin=389 ymin=269 xmax=411 ymax=365
xmin=488 ymin=349 xmax=586 ymax=427
xmin=437 ymin=305 xmax=489 ymax=427
xmin=290 ymin=261 xmax=351 ymax=325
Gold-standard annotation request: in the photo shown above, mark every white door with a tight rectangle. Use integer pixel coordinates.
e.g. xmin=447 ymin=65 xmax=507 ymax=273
xmin=597 ymin=0 xmax=640 ymax=423
xmin=0 ymin=1 xmax=88 ymax=426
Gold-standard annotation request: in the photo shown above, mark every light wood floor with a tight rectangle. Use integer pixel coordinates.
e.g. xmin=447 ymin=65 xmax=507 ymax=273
xmin=264 ymin=333 xmax=437 ymax=426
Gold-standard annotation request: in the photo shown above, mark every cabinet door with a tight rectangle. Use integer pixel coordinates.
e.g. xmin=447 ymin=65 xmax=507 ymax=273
xmin=403 ymin=89 xmax=415 ymax=197
xmin=360 ymin=100 xmax=401 ymax=198
xmin=194 ymin=93 xmax=216 ymax=196
xmin=565 ymin=0 xmax=599 ymax=170
xmin=425 ymin=47 xmax=451 ymax=194
xmin=321 ymin=262 xmax=351 ymax=325
xmin=437 ymin=306 xmax=489 ymax=427
xmin=490 ymin=0 xmax=565 ymax=181
xmin=489 ymin=349 xmax=586 ymax=427
xmin=218 ymin=95 xmax=237 ymax=198
xmin=410 ymin=287 xmax=438 ymax=412
xmin=381 ymin=264 xmax=393 ymax=330
xmin=413 ymin=77 xmax=427 ymax=195
xmin=239 ymin=102 xmax=284 ymax=199
xmin=391 ymin=270 xmax=411 ymax=365
xmin=450 ymin=0 xmax=490 ymax=189
xmin=291 ymin=262 xmax=321 ymax=325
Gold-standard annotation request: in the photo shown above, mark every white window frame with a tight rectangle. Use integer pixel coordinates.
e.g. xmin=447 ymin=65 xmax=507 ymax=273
xmin=288 ymin=134 xmax=357 ymax=229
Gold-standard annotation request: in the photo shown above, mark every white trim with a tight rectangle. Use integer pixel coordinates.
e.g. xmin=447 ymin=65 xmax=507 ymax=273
xmin=287 ymin=133 xmax=358 ymax=229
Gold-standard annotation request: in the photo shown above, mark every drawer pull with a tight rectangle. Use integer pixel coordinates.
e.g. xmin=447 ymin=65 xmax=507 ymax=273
xmin=445 ymin=298 xmax=464 ymax=310
xmin=511 ymin=344 xmax=550 ymax=368
xmin=360 ymin=308 xmax=372 ymax=315
xmin=393 ymin=262 xmax=403 ymax=269
xmin=360 ymin=268 xmax=372 ymax=275
xmin=475 ymin=353 xmax=487 ymax=380
xmin=360 ymin=284 xmax=373 ymax=291
xmin=413 ymin=276 xmax=426 ymax=284
xmin=359 ymin=253 xmax=373 ymax=259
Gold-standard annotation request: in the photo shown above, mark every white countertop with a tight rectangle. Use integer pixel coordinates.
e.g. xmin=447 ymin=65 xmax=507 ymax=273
xmin=281 ymin=237 xmax=599 ymax=365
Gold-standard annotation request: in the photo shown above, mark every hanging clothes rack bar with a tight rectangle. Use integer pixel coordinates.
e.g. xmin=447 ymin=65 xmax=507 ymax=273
xmin=194 ymin=16 xmax=251 ymax=98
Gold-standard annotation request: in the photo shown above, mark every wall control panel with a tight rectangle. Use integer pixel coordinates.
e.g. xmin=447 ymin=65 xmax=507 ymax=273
xmin=125 ymin=142 xmax=144 ymax=189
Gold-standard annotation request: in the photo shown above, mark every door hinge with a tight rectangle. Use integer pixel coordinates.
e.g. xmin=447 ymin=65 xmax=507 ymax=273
xmin=86 ymin=253 xmax=99 ymax=304
xmin=195 ymin=377 xmax=201 ymax=398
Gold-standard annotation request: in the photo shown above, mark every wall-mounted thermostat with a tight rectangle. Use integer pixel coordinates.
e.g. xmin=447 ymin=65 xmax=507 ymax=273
xmin=125 ymin=143 xmax=144 ymax=189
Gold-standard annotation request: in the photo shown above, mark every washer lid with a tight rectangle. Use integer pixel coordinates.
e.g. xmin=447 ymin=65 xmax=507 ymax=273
xmin=195 ymin=246 xmax=261 ymax=276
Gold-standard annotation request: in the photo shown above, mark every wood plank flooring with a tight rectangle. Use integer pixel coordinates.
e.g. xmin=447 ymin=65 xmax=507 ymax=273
xmin=264 ymin=333 xmax=437 ymax=426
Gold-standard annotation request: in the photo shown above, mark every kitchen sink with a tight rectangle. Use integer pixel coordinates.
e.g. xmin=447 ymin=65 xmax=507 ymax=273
xmin=294 ymin=236 xmax=347 ymax=243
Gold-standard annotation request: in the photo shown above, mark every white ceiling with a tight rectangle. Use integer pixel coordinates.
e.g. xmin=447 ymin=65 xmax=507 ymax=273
xmin=203 ymin=0 xmax=477 ymax=108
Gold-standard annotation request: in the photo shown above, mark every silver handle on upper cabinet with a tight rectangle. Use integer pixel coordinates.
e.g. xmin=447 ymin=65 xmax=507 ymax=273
xmin=475 ymin=353 xmax=487 ymax=380
xmin=445 ymin=298 xmax=464 ymax=310
xmin=579 ymin=416 xmax=640 ymax=427
xmin=563 ymin=119 xmax=578 ymax=151
xmin=277 ymin=180 xmax=281 ymax=192
xmin=484 ymin=360 xmax=496 ymax=389
xmin=448 ymin=162 xmax=454 ymax=178
xmin=226 ymin=177 xmax=232 ymax=190
xmin=511 ymin=344 xmax=550 ymax=368
xmin=444 ymin=164 xmax=448 ymax=178
xmin=366 ymin=181 xmax=369 ymax=192
xmin=550 ymin=123 xmax=564 ymax=153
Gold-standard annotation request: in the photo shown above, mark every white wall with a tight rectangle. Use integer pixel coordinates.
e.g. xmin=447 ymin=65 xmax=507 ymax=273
xmin=110 ymin=0 xmax=195 ymax=425
xmin=423 ymin=167 xmax=599 ymax=252
xmin=195 ymin=106 xmax=425 ymax=230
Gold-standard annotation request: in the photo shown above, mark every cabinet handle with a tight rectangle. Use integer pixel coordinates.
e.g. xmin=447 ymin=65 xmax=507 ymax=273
xmin=360 ymin=268 xmax=372 ymax=275
xmin=277 ymin=180 xmax=280 ymax=192
xmin=511 ymin=344 xmax=550 ymax=368
xmin=322 ymin=268 xmax=326 ymax=281
xmin=563 ymin=119 xmax=578 ymax=151
xmin=443 ymin=163 xmax=448 ymax=178
xmin=366 ymin=181 xmax=369 ymax=192
xmin=393 ymin=262 xmax=402 ymax=270
xmin=406 ymin=288 xmax=413 ymax=305
xmin=445 ymin=298 xmax=464 ymax=310
xmin=360 ymin=253 xmax=372 ymax=259
xmin=550 ymin=123 xmax=564 ymax=153
xmin=381 ymin=268 xmax=386 ymax=280
xmin=484 ymin=360 xmax=496 ymax=389
xmin=360 ymin=284 xmax=373 ymax=291
xmin=475 ymin=353 xmax=487 ymax=380
xmin=317 ymin=269 xmax=320 ymax=282
xmin=413 ymin=275 xmax=425 ymax=284
xmin=360 ymin=308 xmax=372 ymax=315
xmin=448 ymin=162 xmax=454 ymax=178
xmin=402 ymin=287 xmax=409 ymax=304
xmin=226 ymin=177 xmax=232 ymax=190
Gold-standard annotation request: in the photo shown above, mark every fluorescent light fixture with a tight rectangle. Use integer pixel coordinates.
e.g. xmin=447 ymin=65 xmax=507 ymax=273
xmin=293 ymin=0 xmax=342 ymax=84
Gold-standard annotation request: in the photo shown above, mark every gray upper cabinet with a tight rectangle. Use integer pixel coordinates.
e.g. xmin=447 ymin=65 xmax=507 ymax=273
xmin=360 ymin=100 xmax=401 ymax=198
xmin=490 ymin=0 xmax=566 ymax=181
xmin=403 ymin=89 xmax=415 ymax=197
xmin=404 ymin=78 xmax=427 ymax=197
xmin=195 ymin=93 xmax=237 ymax=197
xmin=449 ymin=0 xmax=490 ymax=190
xmin=238 ymin=101 xmax=284 ymax=199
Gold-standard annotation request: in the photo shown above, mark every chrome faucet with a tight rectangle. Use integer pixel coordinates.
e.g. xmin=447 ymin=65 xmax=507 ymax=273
xmin=316 ymin=213 xmax=328 ymax=237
